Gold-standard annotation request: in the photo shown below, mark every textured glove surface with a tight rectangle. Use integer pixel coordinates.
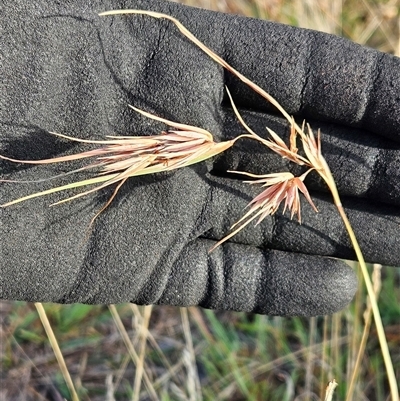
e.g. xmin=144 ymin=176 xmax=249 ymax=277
xmin=1 ymin=0 xmax=399 ymax=315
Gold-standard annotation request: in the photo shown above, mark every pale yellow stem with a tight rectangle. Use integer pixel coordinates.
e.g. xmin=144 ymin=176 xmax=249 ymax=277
xmin=324 ymin=380 xmax=338 ymax=401
xmin=108 ymin=305 xmax=158 ymax=401
xmin=132 ymin=305 xmax=153 ymax=401
xmin=346 ymin=264 xmax=382 ymax=401
xmin=35 ymin=303 xmax=79 ymax=401
xmin=322 ymin=175 xmax=399 ymax=401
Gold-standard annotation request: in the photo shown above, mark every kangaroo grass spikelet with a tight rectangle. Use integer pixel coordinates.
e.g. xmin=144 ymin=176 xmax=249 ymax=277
xmin=210 ymin=170 xmax=318 ymax=250
xmin=0 ymin=106 xmax=237 ymax=222
xmin=209 ymin=88 xmax=319 ymax=250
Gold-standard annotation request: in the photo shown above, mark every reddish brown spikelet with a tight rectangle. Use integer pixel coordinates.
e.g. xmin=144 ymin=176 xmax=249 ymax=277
xmin=0 ymin=107 xmax=234 ymax=211
xmin=210 ymin=171 xmax=318 ymax=250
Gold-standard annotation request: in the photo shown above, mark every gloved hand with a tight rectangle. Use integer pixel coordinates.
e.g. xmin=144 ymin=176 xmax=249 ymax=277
xmin=1 ymin=0 xmax=399 ymax=316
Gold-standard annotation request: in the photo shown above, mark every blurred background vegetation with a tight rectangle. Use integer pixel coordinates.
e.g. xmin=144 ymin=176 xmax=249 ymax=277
xmin=1 ymin=1 xmax=399 ymax=400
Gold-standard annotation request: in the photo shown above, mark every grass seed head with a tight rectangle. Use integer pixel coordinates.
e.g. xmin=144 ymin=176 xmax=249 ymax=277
xmin=209 ymin=170 xmax=318 ymax=251
xmin=0 ymin=106 xmax=234 ymax=211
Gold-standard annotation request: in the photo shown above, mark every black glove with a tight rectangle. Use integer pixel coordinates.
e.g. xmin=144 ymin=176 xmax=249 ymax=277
xmin=1 ymin=0 xmax=399 ymax=316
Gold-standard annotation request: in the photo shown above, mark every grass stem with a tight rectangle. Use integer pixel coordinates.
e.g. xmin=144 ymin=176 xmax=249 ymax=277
xmin=132 ymin=305 xmax=153 ymax=401
xmin=324 ymin=379 xmax=338 ymax=401
xmin=180 ymin=307 xmax=202 ymax=401
xmin=34 ymin=303 xmax=79 ymax=401
xmin=346 ymin=264 xmax=382 ymax=401
xmin=108 ymin=305 xmax=159 ymax=401
xmin=324 ymin=178 xmax=399 ymax=401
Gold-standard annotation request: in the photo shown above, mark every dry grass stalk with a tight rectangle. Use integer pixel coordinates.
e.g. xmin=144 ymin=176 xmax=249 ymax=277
xmin=324 ymin=379 xmax=338 ymax=401
xmin=320 ymin=315 xmax=330 ymax=399
xmin=133 ymin=305 xmax=153 ymax=401
xmin=346 ymin=261 xmax=363 ymax=396
xmin=129 ymin=304 xmax=180 ymax=387
xmin=346 ymin=263 xmax=382 ymax=401
xmin=108 ymin=305 xmax=158 ymax=401
xmin=305 ymin=317 xmax=317 ymax=401
xmin=34 ymin=303 xmax=79 ymax=401
xmin=180 ymin=307 xmax=202 ymax=401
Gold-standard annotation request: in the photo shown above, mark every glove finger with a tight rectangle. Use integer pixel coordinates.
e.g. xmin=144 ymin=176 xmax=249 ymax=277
xmin=202 ymin=174 xmax=400 ymax=267
xmin=157 ymin=238 xmax=358 ymax=316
